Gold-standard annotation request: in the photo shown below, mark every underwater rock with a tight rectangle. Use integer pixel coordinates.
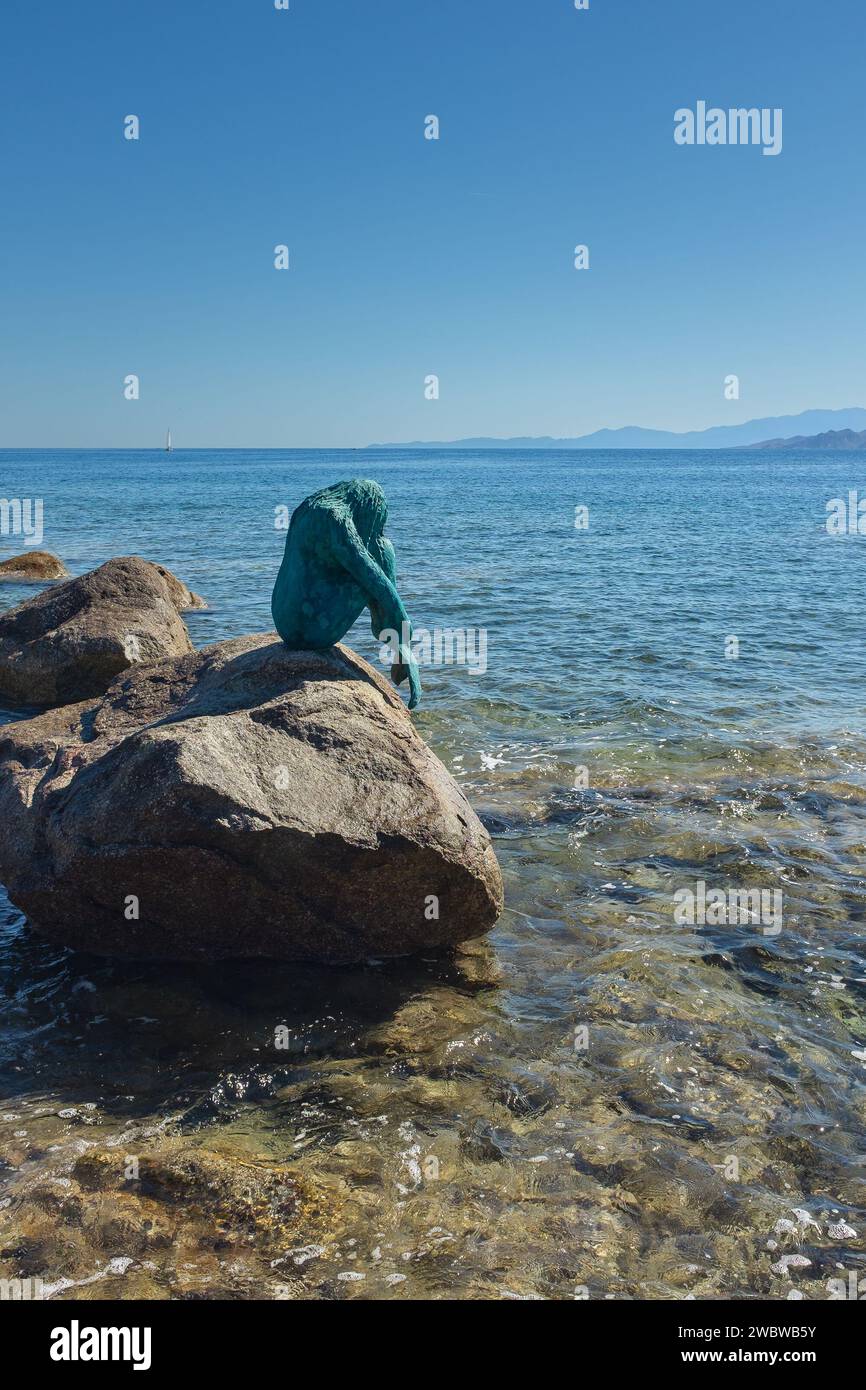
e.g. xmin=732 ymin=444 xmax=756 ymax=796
xmin=0 ymin=1137 xmax=341 ymax=1298
xmin=71 ymin=1143 xmax=306 ymax=1240
xmin=0 ymin=633 xmax=503 ymax=961
xmin=0 ymin=556 xmax=195 ymax=706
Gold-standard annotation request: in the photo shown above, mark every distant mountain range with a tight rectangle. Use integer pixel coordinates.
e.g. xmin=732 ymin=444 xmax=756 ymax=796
xmin=740 ymin=427 xmax=866 ymax=451
xmin=367 ymin=408 xmax=866 ymax=451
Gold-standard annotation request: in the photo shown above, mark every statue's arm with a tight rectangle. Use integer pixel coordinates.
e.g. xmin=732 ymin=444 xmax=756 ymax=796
xmin=368 ymin=537 xmax=397 ymax=637
xmin=330 ymin=521 xmax=422 ymax=709
xmin=332 ymin=523 xmax=407 ymax=626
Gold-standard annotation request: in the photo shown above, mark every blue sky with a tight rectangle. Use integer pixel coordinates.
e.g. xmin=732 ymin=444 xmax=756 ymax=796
xmin=0 ymin=0 xmax=863 ymax=447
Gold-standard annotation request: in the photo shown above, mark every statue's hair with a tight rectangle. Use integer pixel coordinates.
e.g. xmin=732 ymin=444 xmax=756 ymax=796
xmin=297 ymin=478 xmax=388 ymax=545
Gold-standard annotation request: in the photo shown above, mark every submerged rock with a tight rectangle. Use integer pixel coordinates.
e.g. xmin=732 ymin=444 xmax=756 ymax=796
xmin=0 ymin=1136 xmax=338 ymax=1298
xmin=0 ymin=634 xmax=503 ymax=961
xmin=0 ymin=550 xmax=69 ymax=581
xmin=0 ymin=556 xmax=195 ymax=706
xmin=72 ymin=1142 xmax=309 ymax=1242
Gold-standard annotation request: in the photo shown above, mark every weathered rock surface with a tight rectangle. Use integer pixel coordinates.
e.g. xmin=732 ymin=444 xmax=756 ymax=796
xmin=0 ymin=550 xmax=69 ymax=581
xmin=0 ymin=556 xmax=195 ymax=706
xmin=149 ymin=562 xmax=208 ymax=611
xmin=0 ymin=634 xmax=503 ymax=961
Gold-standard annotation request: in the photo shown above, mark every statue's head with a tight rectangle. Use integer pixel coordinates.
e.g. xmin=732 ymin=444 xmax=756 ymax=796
xmin=334 ymin=478 xmax=388 ymax=545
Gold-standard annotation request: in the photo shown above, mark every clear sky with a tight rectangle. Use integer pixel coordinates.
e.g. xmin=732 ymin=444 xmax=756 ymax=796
xmin=1 ymin=0 xmax=863 ymax=447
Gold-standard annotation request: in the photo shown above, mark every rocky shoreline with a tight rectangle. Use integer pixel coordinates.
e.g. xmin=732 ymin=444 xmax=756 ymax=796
xmin=0 ymin=557 xmax=503 ymax=961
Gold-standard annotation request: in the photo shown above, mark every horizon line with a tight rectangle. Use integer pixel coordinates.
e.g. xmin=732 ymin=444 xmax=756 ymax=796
xmin=0 ymin=443 xmax=859 ymax=454
xmin=3 ymin=407 xmax=864 ymax=454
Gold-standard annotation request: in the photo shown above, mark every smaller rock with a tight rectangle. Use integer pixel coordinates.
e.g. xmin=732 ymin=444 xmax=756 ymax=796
xmin=0 ymin=551 xmax=69 ymax=582
xmin=0 ymin=556 xmax=194 ymax=707
xmin=771 ymin=1254 xmax=811 ymax=1276
xmin=827 ymin=1221 xmax=857 ymax=1240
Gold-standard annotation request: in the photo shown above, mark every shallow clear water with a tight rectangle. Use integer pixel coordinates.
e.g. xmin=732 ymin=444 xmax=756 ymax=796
xmin=0 ymin=448 xmax=864 ymax=1300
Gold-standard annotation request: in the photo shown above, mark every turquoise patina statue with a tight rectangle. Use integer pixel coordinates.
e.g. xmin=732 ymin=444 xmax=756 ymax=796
xmin=271 ymin=478 xmax=422 ymax=709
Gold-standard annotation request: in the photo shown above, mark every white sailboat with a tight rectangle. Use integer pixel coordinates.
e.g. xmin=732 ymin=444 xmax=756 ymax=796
xmin=165 ymin=429 xmax=172 ymax=453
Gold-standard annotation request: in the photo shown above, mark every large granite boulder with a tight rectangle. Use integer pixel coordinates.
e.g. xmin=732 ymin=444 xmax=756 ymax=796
xmin=0 ymin=635 xmax=503 ymax=961
xmin=0 ymin=551 xmax=69 ymax=582
xmin=0 ymin=557 xmax=196 ymax=706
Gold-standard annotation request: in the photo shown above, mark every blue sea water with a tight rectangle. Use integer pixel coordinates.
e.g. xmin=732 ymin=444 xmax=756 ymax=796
xmin=2 ymin=447 xmax=865 ymax=730
xmin=0 ymin=448 xmax=864 ymax=1300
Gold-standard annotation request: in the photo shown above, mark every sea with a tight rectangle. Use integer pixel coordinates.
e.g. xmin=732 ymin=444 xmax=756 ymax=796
xmin=0 ymin=447 xmax=864 ymax=1300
